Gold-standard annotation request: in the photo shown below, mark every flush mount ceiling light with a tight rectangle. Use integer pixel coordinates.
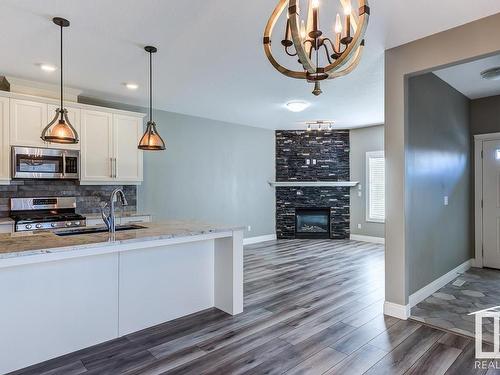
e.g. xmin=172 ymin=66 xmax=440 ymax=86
xmin=481 ymin=67 xmax=500 ymax=81
xmin=125 ymin=82 xmax=139 ymax=90
xmin=264 ymin=0 xmax=370 ymax=96
xmin=40 ymin=64 xmax=57 ymax=72
xmin=285 ymin=100 xmax=310 ymax=112
xmin=40 ymin=17 xmax=79 ymax=144
xmin=138 ymin=46 xmax=166 ymax=151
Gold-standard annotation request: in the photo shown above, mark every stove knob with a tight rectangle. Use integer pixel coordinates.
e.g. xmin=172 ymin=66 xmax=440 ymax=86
xmin=35 ymin=224 xmax=42 ymax=229
xmin=66 ymin=222 xmax=72 ymax=227
xmin=51 ymin=223 xmax=57 ymax=228
xmin=25 ymin=224 xmax=32 ymax=230
xmin=74 ymin=221 xmax=80 ymax=226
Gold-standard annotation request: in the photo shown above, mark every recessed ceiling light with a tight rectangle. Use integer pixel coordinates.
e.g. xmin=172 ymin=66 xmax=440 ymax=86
xmin=125 ymin=83 xmax=139 ymax=90
xmin=285 ymin=100 xmax=310 ymax=112
xmin=481 ymin=67 xmax=500 ymax=81
xmin=40 ymin=64 xmax=57 ymax=72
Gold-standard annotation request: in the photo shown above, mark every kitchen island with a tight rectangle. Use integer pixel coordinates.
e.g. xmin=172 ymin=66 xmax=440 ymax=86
xmin=0 ymin=221 xmax=244 ymax=374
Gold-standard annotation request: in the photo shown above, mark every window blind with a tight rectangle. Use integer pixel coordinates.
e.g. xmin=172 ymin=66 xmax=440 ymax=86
xmin=367 ymin=152 xmax=385 ymax=222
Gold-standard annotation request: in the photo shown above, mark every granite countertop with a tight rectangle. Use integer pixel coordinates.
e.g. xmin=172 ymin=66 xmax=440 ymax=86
xmin=0 ymin=221 xmax=245 ymax=260
xmin=0 ymin=218 xmax=14 ymax=225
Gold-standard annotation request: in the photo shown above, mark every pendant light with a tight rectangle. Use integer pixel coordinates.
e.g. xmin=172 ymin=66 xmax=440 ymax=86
xmin=138 ymin=46 xmax=166 ymax=151
xmin=41 ymin=17 xmax=79 ymax=144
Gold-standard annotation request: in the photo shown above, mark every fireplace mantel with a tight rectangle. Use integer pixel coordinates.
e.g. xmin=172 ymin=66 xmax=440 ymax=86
xmin=268 ymin=181 xmax=358 ymax=188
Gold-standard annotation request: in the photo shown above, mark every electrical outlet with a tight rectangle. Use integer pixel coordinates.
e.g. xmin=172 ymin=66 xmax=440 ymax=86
xmin=357 ymin=191 xmax=362 ymax=197
xmin=357 ymin=224 xmax=362 ymax=229
xmin=312 ymin=159 xmax=317 ymax=165
xmin=247 ymin=225 xmax=252 ymax=232
xmin=306 ymin=159 xmax=310 ymax=165
xmin=444 ymin=196 xmax=449 ymax=206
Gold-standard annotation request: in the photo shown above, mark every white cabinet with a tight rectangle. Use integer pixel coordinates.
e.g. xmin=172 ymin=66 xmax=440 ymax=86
xmin=0 ymin=97 xmax=9 ymax=184
xmin=114 ymin=114 xmax=143 ymax=182
xmin=9 ymin=99 xmax=47 ymax=147
xmin=81 ymin=110 xmax=114 ymax=182
xmin=46 ymin=104 xmax=81 ymax=150
xmin=81 ymin=111 xmax=143 ymax=184
xmin=1 ymin=93 xmax=145 ymax=186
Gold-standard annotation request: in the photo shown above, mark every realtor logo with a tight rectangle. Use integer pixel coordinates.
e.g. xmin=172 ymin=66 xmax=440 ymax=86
xmin=470 ymin=306 xmax=500 ymax=359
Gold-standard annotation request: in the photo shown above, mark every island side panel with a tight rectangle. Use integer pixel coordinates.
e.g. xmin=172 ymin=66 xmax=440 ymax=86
xmin=214 ymin=230 xmax=244 ymax=315
xmin=0 ymin=253 xmax=119 ymax=375
xmin=118 ymin=240 xmax=215 ymax=336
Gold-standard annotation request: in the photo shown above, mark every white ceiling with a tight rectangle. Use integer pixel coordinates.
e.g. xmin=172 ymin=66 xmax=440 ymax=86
xmin=1 ymin=0 xmax=500 ymax=130
xmin=434 ymin=54 xmax=500 ymax=99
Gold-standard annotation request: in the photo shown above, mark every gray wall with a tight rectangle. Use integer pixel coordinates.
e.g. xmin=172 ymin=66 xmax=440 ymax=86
xmin=384 ymin=13 xmax=500 ymax=306
xmin=471 ymin=95 xmax=500 ymax=135
xmin=350 ymin=125 xmax=385 ymax=238
xmin=79 ymin=97 xmax=276 ymax=238
xmin=407 ymin=73 xmax=472 ymax=294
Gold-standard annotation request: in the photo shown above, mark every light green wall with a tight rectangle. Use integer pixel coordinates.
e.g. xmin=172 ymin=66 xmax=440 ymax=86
xmin=350 ymin=125 xmax=385 ymax=238
xmin=79 ymin=97 xmax=276 ymax=238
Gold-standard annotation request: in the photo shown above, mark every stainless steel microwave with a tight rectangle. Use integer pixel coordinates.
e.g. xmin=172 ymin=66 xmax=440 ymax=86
xmin=11 ymin=146 xmax=80 ymax=180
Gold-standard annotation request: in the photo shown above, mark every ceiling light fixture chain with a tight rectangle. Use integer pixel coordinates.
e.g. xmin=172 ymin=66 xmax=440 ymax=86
xmin=263 ymin=0 xmax=370 ymax=95
xmin=40 ymin=17 xmax=79 ymax=144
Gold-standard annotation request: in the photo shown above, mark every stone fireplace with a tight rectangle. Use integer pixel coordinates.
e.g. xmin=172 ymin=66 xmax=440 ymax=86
xmin=275 ymin=130 xmax=350 ymax=239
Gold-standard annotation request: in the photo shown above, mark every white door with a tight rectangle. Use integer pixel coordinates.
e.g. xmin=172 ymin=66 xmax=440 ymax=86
xmin=483 ymin=140 xmax=500 ymax=269
xmin=0 ymin=97 xmax=9 ymax=183
xmin=9 ymin=99 xmax=47 ymax=147
xmin=46 ymin=104 xmax=81 ymax=150
xmin=80 ymin=110 xmax=113 ymax=182
xmin=113 ymin=114 xmax=143 ymax=182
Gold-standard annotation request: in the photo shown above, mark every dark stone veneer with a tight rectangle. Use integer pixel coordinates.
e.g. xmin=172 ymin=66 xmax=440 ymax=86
xmin=275 ymin=130 xmax=350 ymax=239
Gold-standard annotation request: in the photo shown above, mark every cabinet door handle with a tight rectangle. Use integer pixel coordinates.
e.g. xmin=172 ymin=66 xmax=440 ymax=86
xmin=110 ymin=157 xmax=113 ymax=178
xmin=114 ymin=158 xmax=117 ymax=178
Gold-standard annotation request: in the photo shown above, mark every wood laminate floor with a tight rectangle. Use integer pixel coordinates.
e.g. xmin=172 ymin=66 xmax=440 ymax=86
xmin=10 ymin=240 xmax=485 ymax=375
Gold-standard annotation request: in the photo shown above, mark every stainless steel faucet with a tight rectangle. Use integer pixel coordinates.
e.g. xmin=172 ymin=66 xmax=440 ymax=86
xmin=101 ymin=188 xmax=128 ymax=233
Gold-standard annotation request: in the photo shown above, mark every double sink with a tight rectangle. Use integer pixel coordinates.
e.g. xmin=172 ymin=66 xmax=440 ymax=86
xmin=55 ymin=224 xmax=146 ymax=237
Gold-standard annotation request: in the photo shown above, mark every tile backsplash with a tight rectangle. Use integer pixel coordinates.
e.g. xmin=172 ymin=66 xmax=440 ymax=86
xmin=0 ymin=180 xmax=137 ymax=218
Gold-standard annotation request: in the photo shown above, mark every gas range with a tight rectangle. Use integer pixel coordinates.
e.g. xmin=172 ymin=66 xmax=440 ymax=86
xmin=10 ymin=197 xmax=86 ymax=232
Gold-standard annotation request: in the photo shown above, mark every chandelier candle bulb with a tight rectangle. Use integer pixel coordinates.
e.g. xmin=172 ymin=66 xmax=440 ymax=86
xmin=335 ymin=13 xmax=342 ymax=51
xmin=312 ymin=0 xmax=319 ymax=33
xmin=344 ymin=0 xmax=352 ymax=40
xmin=300 ymin=20 xmax=307 ymax=40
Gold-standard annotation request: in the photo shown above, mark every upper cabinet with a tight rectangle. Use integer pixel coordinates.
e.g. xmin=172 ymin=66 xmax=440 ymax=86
xmin=9 ymin=99 xmax=47 ymax=148
xmin=113 ymin=114 xmax=143 ymax=182
xmin=80 ymin=110 xmax=114 ymax=183
xmin=46 ymin=104 xmax=81 ymax=150
xmin=0 ymin=97 xmax=9 ymax=184
xmin=0 ymin=92 xmax=145 ymax=185
xmin=80 ymin=110 xmax=143 ymax=185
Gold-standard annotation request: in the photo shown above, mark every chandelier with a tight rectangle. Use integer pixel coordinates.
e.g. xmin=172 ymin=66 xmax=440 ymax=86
xmin=263 ymin=0 xmax=370 ymax=96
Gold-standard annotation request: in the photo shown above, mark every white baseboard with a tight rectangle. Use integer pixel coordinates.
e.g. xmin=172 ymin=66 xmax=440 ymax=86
xmin=243 ymin=234 xmax=277 ymax=246
xmin=408 ymin=258 xmax=473 ymax=308
xmin=384 ymin=301 xmax=410 ymax=320
xmin=350 ymin=234 xmax=385 ymax=244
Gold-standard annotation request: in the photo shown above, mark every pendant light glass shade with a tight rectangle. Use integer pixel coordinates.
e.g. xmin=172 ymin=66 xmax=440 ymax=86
xmin=138 ymin=46 xmax=166 ymax=151
xmin=138 ymin=121 xmax=165 ymax=150
xmin=41 ymin=17 xmax=79 ymax=144
xmin=42 ymin=108 xmax=79 ymax=144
